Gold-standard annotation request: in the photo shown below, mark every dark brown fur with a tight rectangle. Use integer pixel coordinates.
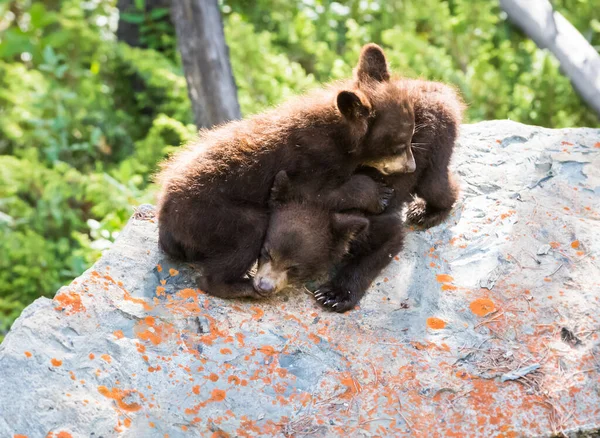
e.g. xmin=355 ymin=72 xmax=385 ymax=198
xmin=254 ymin=172 xmax=370 ymax=296
xmin=315 ymin=78 xmax=466 ymax=312
xmin=155 ymin=44 xmax=414 ymax=299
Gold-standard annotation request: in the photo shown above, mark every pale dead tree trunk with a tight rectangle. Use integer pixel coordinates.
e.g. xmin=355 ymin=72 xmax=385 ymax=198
xmin=171 ymin=0 xmax=241 ymax=129
xmin=499 ymin=0 xmax=600 ymax=118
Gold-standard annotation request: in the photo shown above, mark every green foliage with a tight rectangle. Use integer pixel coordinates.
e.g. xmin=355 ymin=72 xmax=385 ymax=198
xmin=0 ymin=0 xmax=599 ymax=339
xmin=119 ymin=1 xmax=177 ymax=60
xmin=114 ymin=43 xmax=192 ymax=126
xmin=225 ymin=13 xmax=317 ymax=115
xmin=0 ymin=155 xmax=88 ymax=334
xmin=222 ymin=0 xmax=600 ymax=128
xmin=0 ymin=0 xmax=191 ymax=337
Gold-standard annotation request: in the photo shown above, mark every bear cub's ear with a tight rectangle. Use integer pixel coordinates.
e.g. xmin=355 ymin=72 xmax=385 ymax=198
xmin=336 ymin=90 xmax=371 ymax=121
xmin=356 ymin=43 xmax=390 ymax=83
xmin=331 ymin=213 xmax=369 ymax=240
xmin=269 ymin=170 xmax=292 ymax=206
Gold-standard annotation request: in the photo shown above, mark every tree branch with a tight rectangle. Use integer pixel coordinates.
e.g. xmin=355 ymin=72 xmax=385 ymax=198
xmin=500 ymin=0 xmax=600 ymax=118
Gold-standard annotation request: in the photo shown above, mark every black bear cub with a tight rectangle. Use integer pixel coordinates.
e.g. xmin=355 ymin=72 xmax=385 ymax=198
xmin=256 ymin=79 xmax=465 ymax=312
xmin=314 ymin=78 xmax=466 ymax=312
xmin=253 ymin=171 xmax=370 ymax=298
xmin=156 ymin=43 xmax=415 ymax=300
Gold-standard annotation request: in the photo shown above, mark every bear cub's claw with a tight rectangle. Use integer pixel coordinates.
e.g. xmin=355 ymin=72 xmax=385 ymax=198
xmin=314 ymin=283 xmax=357 ymax=313
xmin=406 ymin=197 xmax=451 ymax=229
xmin=368 ymin=184 xmax=394 ymax=214
xmin=405 ymin=197 xmax=428 ymax=226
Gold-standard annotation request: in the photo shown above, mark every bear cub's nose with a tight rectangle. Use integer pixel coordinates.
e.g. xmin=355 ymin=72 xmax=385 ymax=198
xmin=254 ymin=278 xmax=276 ymax=294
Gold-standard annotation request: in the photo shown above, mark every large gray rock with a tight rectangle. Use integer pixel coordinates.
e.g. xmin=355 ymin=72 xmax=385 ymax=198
xmin=1 ymin=121 xmax=599 ymax=437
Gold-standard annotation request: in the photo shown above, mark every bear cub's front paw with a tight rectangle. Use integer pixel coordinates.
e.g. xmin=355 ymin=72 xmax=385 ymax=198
xmin=313 ymin=283 xmax=358 ymax=313
xmin=369 ymin=184 xmax=394 ymax=214
xmin=374 ymin=184 xmax=394 ymax=214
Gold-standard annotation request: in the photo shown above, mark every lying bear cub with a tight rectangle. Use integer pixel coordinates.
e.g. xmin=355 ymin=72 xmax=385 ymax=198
xmin=253 ymin=170 xmax=371 ymax=298
xmin=156 ymin=43 xmax=415 ymax=299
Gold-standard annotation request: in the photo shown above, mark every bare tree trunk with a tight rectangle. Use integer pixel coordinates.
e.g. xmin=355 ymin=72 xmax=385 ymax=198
xmin=500 ymin=0 xmax=600 ymax=118
xmin=171 ymin=0 xmax=241 ymax=129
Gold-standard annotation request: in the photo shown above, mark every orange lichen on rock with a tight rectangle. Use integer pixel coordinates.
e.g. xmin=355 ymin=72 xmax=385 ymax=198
xmin=169 ymin=268 xmax=179 ymax=276
xmin=426 ymin=317 xmax=447 ymax=329
xmin=135 ymin=316 xmax=174 ymax=346
xmin=571 ymin=240 xmax=580 ymax=249
xmin=436 ymin=274 xmax=454 ymax=283
xmin=178 ymin=288 xmax=198 ymax=299
xmin=308 ymin=333 xmax=321 ymax=344
xmin=250 ymin=306 xmax=264 ymax=320
xmin=123 ymin=291 xmax=153 ymax=311
xmin=339 ymin=373 xmax=361 ymax=399
xmin=101 ymin=354 xmax=112 ymax=363
xmin=50 ymin=358 xmax=62 ymax=367
xmin=207 ymin=373 xmax=219 ymax=382
xmin=54 ymin=291 xmax=85 ymax=315
xmin=56 ymin=433 xmax=72 ymax=438
xmin=500 ymin=210 xmax=516 ymax=220
xmin=24 ymin=351 xmax=32 ymax=358
xmin=258 ymin=345 xmax=276 ymax=357
xmin=210 ymin=389 xmax=226 ymax=402
xmin=469 ymin=298 xmax=496 ymax=316
xmin=97 ymin=386 xmax=142 ymax=412
xmin=113 ymin=330 xmax=124 ymax=339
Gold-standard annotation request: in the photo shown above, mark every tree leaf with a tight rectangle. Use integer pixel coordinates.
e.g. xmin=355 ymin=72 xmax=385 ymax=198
xmin=150 ymin=7 xmax=170 ymax=20
xmin=43 ymin=45 xmax=57 ymax=66
xmin=120 ymin=12 xmax=145 ymax=24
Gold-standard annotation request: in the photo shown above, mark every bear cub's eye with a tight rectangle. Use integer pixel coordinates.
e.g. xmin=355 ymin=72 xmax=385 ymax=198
xmin=392 ymin=144 xmax=407 ymax=155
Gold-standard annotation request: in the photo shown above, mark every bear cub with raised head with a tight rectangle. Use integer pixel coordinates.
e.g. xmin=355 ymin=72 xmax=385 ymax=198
xmin=313 ymin=78 xmax=466 ymax=312
xmin=156 ymin=43 xmax=415 ymax=300
xmin=259 ymin=80 xmax=465 ymax=312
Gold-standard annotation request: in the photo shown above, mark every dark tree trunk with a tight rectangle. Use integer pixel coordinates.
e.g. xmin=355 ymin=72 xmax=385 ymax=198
xmin=170 ymin=0 xmax=241 ymax=129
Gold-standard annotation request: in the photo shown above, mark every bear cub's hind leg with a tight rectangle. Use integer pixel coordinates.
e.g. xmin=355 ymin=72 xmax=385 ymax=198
xmin=406 ymin=171 xmax=459 ymax=229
